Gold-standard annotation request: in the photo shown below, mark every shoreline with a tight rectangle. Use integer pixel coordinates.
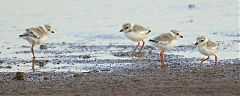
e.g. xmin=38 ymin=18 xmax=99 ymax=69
xmin=0 ymin=44 xmax=239 ymax=96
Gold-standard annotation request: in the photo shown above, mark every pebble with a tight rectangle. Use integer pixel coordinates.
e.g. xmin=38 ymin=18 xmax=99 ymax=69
xmin=44 ymin=76 xmax=50 ymax=80
xmin=13 ymin=72 xmax=28 ymax=80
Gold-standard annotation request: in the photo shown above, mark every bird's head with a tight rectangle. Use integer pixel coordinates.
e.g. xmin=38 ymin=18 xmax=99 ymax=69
xmin=171 ymin=30 xmax=183 ymax=39
xmin=44 ymin=24 xmax=55 ymax=34
xmin=119 ymin=23 xmax=133 ymax=32
xmin=195 ymin=36 xmax=208 ymax=46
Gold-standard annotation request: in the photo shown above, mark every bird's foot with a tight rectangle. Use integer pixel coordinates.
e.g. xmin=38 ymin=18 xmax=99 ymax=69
xmin=133 ymin=52 xmax=145 ymax=57
xmin=160 ymin=63 xmax=167 ymax=69
xmin=200 ymin=60 xmax=205 ymax=65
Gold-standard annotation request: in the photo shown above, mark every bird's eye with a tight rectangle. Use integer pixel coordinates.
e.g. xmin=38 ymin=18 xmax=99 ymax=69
xmin=176 ymin=33 xmax=179 ymax=35
xmin=47 ymin=29 xmax=51 ymax=31
xmin=200 ymin=40 xmax=204 ymax=42
xmin=125 ymin=27 xmax=129 ymax=29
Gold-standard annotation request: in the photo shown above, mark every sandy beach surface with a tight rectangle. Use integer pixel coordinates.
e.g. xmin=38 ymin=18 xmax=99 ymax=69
xmin=0 ymin=63 xmax=239 ymax=96
xmin=0 ymin=44 xmax=240 ymax=96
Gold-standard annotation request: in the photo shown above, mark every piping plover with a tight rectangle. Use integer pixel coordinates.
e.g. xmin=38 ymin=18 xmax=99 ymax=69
xmin=149 ymin=30 xmax=183 ymax=68
xmin=119 ymin=23 xmax=151 ymax=54
xmin=19 ymin=24 xmax=55 ymax=58
xmin=195 ymin=36 xmax=218 ymax=65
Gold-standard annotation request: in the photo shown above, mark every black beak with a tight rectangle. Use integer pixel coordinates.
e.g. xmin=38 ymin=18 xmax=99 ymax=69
xmin=52 ymin=31 xmax=55 ymax=33
xmin=147 ymin=30 xmax=151 ymax=34
xmin=180 ymin=35 xmax=183 ymax=38
xmin=120 ymin=29 xmax=123 ymax=32
xmin=195 ymin=42 xmax=198 ymax=45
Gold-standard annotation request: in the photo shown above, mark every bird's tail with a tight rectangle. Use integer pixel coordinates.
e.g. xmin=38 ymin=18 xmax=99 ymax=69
xmin=149 ymin=39 xmax=158 ymax=43
xmin=19 ymin=34 xmax=27 ymax=38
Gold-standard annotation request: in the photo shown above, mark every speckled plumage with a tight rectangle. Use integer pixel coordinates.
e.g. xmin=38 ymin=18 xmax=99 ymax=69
xmin=131 ymin=24 xmax=150 ymax=34
xmin=149 ymin=30 xmax=183 ymax=68
xmin=19 ymin=24 xmax=55 ymax=58
xmin=195 ymin=36 xmax=218 ymax=65
xmin=119 ymin=23 xmax=151 ymax=54
xmin=195 ymin=36 xmax=218 ymax=56
xmin=20 ymin=25 xmax=54 ymax=45
xmin=149 ymin=30 xmax=183 ymax=51
xmin=153 ymin=33 xmax=176 ymax=42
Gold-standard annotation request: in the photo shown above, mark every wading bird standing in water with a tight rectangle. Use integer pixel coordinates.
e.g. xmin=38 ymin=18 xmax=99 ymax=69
xmin=19 ymin=24 xmax=55 ymax=58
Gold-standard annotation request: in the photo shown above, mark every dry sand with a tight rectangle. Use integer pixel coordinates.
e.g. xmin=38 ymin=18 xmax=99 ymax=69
xmin=0 ymin=63 xmax=239 ymax=96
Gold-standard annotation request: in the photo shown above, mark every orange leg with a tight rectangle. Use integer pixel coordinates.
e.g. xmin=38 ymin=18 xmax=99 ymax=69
xmin=214 ymin=55 xmax=218 ymax=65
xmin=32 ymin=57 xmax=36 ymax=72
xmin=139 ymin=40 xmax=145 ymax=52
xmin=160 ymin=50 xmax=165 ymax=67
xmin=200 ymin=55 xmax=210 ymax=64
xmin=132 ymin=41 xmax=140 ymax=54
xmin=31 ymin=44 xmax=36 ymax=58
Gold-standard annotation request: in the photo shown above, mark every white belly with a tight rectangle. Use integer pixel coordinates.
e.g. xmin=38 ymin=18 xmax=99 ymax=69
xmin=125 ymin=32 xmax=147 ymax=42
xmin=24 ymin=36 xmax=48 ymax=45
xmin=24 ymin=36 xmax=39 ymax=44
xmin=198 ymin=46 xmax=217 ymax=56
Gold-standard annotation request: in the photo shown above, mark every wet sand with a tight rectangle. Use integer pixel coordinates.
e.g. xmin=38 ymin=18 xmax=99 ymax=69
xmin=0 ymin=43 xmax=239 ymax=96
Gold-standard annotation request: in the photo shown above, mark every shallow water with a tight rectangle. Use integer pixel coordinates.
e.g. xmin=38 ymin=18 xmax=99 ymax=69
xmin=0 ymin=0 xmax=239 ymax=72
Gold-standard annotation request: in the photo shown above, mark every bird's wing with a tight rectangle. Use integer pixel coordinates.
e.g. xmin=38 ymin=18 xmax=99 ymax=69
xmin=151 ymin=33 xmax=175 ymax=45
xmin=154 ymin=33 xmax=175 ymax=41
xmin=207 ymin=40 xmax=218 ymax=49
xmin=26 ymin=28 xmax=40 ymax=39
xmin=19 ymin=32 xmax=39 ymax=42
xmin=26 ymin=27 xmax=47 ymax=38
xmin=131 ymin=24 xmax=150 ymax=34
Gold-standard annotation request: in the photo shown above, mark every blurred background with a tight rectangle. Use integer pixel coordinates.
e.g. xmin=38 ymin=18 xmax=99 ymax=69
xmin=0 ymin=0 xmax=239 ymax=59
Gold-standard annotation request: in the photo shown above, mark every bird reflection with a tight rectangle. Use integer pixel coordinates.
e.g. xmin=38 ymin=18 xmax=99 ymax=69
xmin=31 ymin=57 xmax=49 ymax=72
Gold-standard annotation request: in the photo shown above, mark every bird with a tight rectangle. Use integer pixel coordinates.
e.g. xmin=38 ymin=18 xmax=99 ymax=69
xmin=119 ymin=23 xmax=151 ymax=54
xmin=195 ymin=36 xmax=218 ymax=65
xmin=149 ymin=30 xmax=183 ymax=68
xmin=19 ymin=24 xmax=55 ymax=58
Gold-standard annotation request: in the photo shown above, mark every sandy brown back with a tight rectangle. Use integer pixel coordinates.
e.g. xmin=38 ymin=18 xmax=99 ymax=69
xmin=131 ymin=24 xmax=149 ymax=33
xmin=154 ymin=33 xmax=176 ymax=41
xmin=26 ymin=27 xmax=48 ymax=38
xmin=207 ymin=39 xmax=218 ymax=48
